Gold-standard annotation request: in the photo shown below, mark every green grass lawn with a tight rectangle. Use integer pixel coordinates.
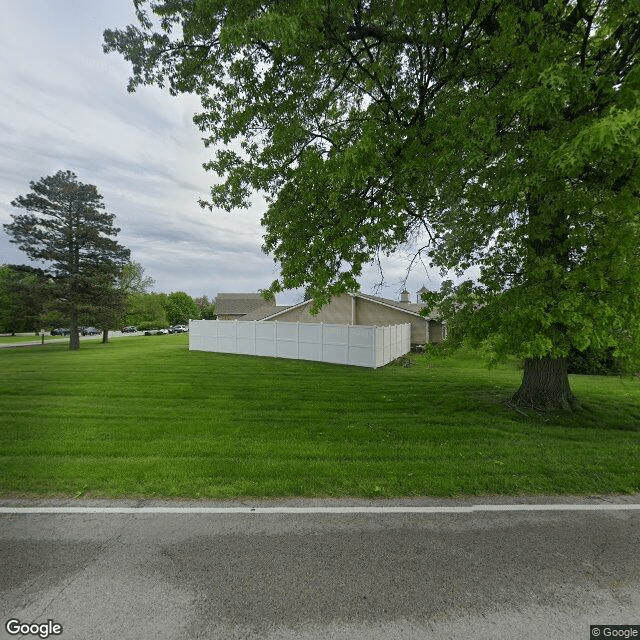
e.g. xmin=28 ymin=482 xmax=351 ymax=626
xmin=0 ymin=335 xmax=58 ymax=343
xmin=1 ymin=334 xmax=638 ymax=499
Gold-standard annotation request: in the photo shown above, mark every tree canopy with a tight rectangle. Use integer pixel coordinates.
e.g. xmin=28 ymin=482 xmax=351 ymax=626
xmin=194 ymin=294 xmax=217 ymax=319
xmin=164 ymin=290 xmax=199 ymax=325
xmin=118 ymin=260 xmax=156 ymax=294
xmin=4 ymin=171 xmax=130 ymax=349
xmin=0 ymin=265 xmax=51 ymax=334
xmin=104 ymin=0 xmax=640 ymax=409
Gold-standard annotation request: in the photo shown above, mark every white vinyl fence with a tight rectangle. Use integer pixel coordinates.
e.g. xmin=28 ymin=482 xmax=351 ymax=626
xmin=189 ymin=320 xmax=411 ymax=368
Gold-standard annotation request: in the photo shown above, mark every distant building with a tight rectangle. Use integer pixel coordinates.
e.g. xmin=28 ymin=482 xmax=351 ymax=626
xmin=214 ymin=293 xmax=275 ymax=320
xmin=239 ymin=291 xmax=444 ymax=344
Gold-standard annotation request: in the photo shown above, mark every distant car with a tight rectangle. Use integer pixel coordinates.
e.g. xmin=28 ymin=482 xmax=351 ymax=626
xmin=50 ymin=328 xmax=70 ymax=336
xmin=122 ymin=326 xmax=137 ymax=333
xmin=82 ymin=327 xmax=100 ymax=336
xmin=168 ymin=325 xmax=188 ymax=333
xmin=144 ymin=328 xmax=168 ymax=336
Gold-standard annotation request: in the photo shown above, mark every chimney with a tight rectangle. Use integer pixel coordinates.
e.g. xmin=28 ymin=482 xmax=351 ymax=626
xmin=400 ymin=290 xmax=410 ymax=303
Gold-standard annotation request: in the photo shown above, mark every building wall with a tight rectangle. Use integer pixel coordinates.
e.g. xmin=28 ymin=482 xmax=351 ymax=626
xmin=355 ymin=298 xmax=428 ymax=344
xmin=264 ymin=293 xmax=435 ymax=344
xmin=267 ymin=295 xmax=354 ymax=325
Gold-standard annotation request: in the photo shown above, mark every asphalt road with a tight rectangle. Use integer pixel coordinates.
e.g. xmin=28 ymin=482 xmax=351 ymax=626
xmin=1 ymin=496 xmax=639 ymax=640
xmin=0 ymin=330 xmax=147 ymax=349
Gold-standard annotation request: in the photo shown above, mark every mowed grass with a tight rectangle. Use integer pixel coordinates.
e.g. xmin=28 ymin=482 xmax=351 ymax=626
xmin=1 ymin=334 xmax=638 ymax=499
xmin=0 ymin=335 xmax=58 ymax=343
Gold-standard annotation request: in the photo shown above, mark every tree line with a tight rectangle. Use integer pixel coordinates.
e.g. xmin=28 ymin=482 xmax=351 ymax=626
xmin=122 ymin=290 xmax=216 ymax=331
xmin=1 ymin=170 xmax=215 ymax=346
xmin=0 ymin=263 xmax=216 ymax=335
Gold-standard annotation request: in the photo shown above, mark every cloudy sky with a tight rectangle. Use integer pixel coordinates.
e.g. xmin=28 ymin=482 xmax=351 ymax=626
xmin=0 ymin=0 xmax=445 ymax=305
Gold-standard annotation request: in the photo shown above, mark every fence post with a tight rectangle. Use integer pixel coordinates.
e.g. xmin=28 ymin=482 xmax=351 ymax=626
xmin=234 ymin=319 xmax=238 ymax=354
xmin=372 ymin=326 xmax=376 ymax=368
xmin=391 ymin=324 xmax=395 ymax=360
xmin=252 ymin=320 xmax=258 ymax=355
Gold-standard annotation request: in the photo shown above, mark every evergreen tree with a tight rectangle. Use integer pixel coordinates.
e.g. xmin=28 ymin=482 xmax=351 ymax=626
xmin=4 ymin=171 xmax=130 ymax=350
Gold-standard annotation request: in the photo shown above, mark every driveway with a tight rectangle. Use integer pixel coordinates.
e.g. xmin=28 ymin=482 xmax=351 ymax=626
xmin=1 ymin=496 xmax=639 ymax=639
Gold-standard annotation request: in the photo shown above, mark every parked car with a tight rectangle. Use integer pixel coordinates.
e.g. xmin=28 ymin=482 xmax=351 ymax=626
xmin=144 ymin=328 xmax=169 ymax=336
xmin=168 ymin=325 xmax=188 ymax=333
xmin=82 ymin=327 xmax=100 ymax=336
xmin=122 ymin=326 xmax=137 ymax=333
xmin=50 ymin=328 xmax=70 ymax=336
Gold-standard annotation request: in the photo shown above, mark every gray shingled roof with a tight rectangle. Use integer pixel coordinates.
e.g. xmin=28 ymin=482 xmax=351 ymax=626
xmin=214 ymin=293 xmax=275 ymax=316
xmin=248 ymin=292 xmax=439 ymax=321
xmin=355 ymin=292 xmax=437 ymax=318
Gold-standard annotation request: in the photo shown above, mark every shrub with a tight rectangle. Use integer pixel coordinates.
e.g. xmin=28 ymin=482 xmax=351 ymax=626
xmin=567 ymin=346 xmax=622 ymax=376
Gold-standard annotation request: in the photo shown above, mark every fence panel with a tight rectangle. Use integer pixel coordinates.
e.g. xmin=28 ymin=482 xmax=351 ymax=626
xmin=189 ymin=320 xmax=409 ymax=368
xmin=236 ymin=320 xmax=256 ymax=354
xmin=276 ymin=323 xmax=299 ymax=360
xmin=255 ymin=322 xmax=276 ymax=357
xmin=298 ymin=323 xmax=322 ymax=362
xmin=347 ymin=326 xmax=375 ymax=368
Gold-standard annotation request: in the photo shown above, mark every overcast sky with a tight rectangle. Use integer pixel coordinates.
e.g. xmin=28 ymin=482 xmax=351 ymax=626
xmin=0 ymin=0 xmax=446 ymax=305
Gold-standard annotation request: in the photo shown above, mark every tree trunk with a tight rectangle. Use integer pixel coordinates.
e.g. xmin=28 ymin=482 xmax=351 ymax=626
xmin=511 ymin=355 xmax=578 ymax=411
xmin=69 ymin=308 xmax=80 ymax=351
xmin=102 ymin=328 xmax=109 ymax=344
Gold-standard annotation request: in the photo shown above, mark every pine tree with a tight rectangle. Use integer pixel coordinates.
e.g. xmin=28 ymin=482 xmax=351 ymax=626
xmin=4 ymin=170 xmax=130 ymax=350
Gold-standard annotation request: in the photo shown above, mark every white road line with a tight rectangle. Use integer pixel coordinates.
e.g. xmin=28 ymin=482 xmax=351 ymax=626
xmin=0 ymin=504 xmax=639 ymax=515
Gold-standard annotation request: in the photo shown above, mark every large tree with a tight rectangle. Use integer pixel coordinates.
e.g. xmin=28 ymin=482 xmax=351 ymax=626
xmin=84 ymin=273 xmax=129 ymax=344
xmin=118 ymin=260 xmax=155 ymax=295
xmin=99 ymin=260 xmax=157 ymax=338
xmin=164 ymin=291 xmax=199 ymax=325
xmin=4 ymin=171 xmax=130 ymax=350
xmin=104 ymin=1 xmax=640 ymax=409
xmin=121 ymin=291 xmax=169 ymax=328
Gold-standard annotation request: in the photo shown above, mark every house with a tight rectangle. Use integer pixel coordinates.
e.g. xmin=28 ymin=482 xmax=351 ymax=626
xmin=237 ymin=290 xmax=445 ymax=345
xmin=214 ymin=293 xmax=276 ymax=320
